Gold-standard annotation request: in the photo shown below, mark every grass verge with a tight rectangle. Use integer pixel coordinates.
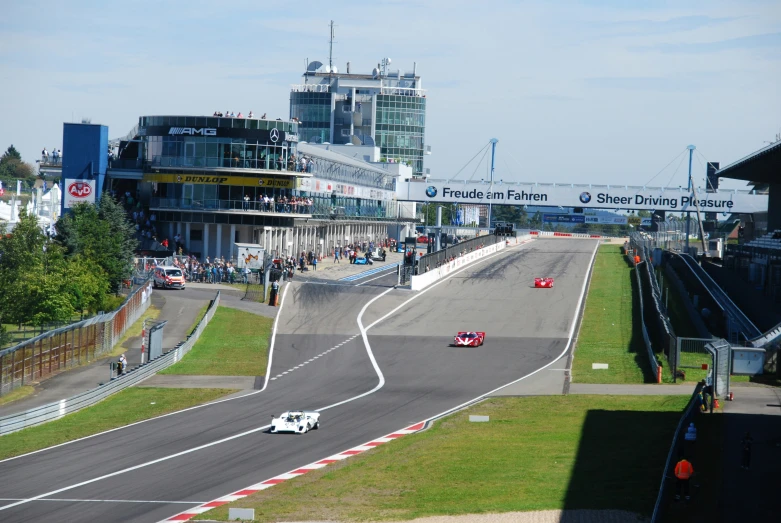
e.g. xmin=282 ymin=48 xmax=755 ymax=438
xmin=199 ymin=395 xmax=689 ymax=522
xmin=159 ymin=307 xmax=272 ymax=376
xmin=0 ymin=386 xmax=35 ymax=406
xmin=0 ymin=387 xmax=235 ymax=460
xmin=573 ymin=245 xmax=652 ymax=384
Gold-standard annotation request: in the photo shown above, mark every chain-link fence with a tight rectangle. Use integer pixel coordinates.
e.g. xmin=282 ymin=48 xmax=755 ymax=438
xmin=0 ymin=280 xmax=153 ymax=396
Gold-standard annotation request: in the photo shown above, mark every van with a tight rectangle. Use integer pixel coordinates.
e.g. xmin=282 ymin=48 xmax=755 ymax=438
xmin=153 ymin=266 xmax=186 ymax=290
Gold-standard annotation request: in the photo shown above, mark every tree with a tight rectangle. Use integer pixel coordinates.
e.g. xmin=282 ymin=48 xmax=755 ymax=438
xmin=0 ymin=209 xmax=75 ymax=326
xmin=55 ymin=196 xmax=138 ymax=292
xmin=0 ymin=145 xmax=21 ymax=163
xmin=0 ymin=144 xmax=36 ymax=190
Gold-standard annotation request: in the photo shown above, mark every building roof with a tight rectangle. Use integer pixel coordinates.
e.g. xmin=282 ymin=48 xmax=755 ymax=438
xmin=716 ymin=141 xmax=781 ymax=183
xmin=297 ymin=143 xmax=392 ymax=176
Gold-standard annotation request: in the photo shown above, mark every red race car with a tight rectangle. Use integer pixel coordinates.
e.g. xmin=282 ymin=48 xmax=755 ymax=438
xmin=534 ymin=277 xmax=555 ymax=288
xmin=453 ymin=331 xmax=486 ymax=347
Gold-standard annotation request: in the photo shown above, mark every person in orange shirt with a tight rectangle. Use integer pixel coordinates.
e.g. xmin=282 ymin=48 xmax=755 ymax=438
xmin=674 ymin=456 xmax=695 ymax=501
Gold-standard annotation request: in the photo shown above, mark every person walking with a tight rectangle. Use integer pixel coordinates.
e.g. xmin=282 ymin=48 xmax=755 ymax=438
xmin=674 ymin=456 xmax=694 ymax=501
xmin=741 ymin=432 xmax=753 ymax=470
xmin=334 ymin=250 xmax=339 ymax=263
xmin=118 ymin=354 xmax=128 ymax=375
xmin=312 ymin=256 xmax=317 ymax=271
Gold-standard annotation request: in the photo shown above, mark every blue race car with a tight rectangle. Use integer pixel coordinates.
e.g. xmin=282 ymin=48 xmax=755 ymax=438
xmin=354 ymin=255 xmax=372 ymax=265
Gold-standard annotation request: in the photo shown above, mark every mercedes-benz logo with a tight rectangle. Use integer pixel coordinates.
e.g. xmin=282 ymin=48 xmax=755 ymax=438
xmin=425 ymin=186 xmax=438 ymax=198
xmin=258 ymin=179 xmax=264 ymax=186
xmin=269 ymin=128 xmax=280 ymax=143
xmin=176 ymin=175 xmax=182 ymax=182
xmin=579 ymin=191 xmax=591 ymax=204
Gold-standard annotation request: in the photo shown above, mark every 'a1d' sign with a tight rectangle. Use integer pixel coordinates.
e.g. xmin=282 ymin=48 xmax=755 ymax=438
xmin=63 ymin=179 xmax=96 ymax=209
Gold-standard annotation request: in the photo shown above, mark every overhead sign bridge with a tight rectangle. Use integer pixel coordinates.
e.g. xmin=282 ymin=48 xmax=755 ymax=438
xmin=397 ymin=180 xmax=768 ymax=214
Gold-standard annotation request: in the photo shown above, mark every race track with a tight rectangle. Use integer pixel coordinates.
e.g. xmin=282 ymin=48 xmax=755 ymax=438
xmin=0 ymin=239 xmax=597 ymax=522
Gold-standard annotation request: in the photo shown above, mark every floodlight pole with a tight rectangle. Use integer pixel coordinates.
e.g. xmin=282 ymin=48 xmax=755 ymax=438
xmin=488 ymin=138 xmax=498 ymax=231
xmin=685 ymin=145 xmax=695 ymax=253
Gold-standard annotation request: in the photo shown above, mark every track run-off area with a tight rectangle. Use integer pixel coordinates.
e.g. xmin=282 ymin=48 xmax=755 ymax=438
xmin=0 ymin=238 xmax=598 ymax=523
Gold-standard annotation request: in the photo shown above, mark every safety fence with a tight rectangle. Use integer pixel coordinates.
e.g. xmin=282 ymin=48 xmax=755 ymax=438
xmin=417 ymin=234 xmax=499 ymax=271
xmin=530 ymin=231 xmax=605 ymax=239
xmin=651 ymin=381 xmax=703 ymax=523
xmin=0 ymin=280 xmax=153 ymax=397
xmin=625 ymin=247 xmax=663 ymax=383
xmin=0 ymin=291 xmax=221 ymax=435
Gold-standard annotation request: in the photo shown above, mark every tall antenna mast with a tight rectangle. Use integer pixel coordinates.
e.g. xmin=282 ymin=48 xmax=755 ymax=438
xmin=328 ymin=20 xmax=335 ymax=76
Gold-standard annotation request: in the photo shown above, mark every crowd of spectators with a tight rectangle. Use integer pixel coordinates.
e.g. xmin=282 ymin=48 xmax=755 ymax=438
xmin=41 ymin=147 xmax=62 ymax=165
xmin=213 ymin=110 xmax=266 ymax=119
xmin=242 ymin=194 xmax=314 ymax=213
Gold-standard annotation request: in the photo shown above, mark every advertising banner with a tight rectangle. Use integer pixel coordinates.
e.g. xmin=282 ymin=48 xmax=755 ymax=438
xmin=297 ymin=177 xmax=395 ymax=201
xmin=398 ymin=181 xmax=767 ymax=213
xmin=63 ymin=179 xmax=96 ymax=209
xmin=543 ymin=214 xmax=585 ymax=223
xmin=143 ymin=173 xmax=293 ymax=189
xmin=584 ymin=215 xmax=628 ymax=225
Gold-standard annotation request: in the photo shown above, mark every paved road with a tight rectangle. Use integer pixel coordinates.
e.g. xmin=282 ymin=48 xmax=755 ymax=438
xmin=0 ymin=239 xmax=597 ymax=522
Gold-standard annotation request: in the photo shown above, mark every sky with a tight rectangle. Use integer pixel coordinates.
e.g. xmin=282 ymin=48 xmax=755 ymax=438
xmin=1 ymin=0 xmax=779 ymax=192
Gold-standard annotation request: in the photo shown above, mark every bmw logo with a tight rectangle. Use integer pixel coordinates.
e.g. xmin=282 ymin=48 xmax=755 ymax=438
xmin=579 ymin=191 xmax=591 ymax=204
xmin=425 ymin=186 xmax=438 ymax=198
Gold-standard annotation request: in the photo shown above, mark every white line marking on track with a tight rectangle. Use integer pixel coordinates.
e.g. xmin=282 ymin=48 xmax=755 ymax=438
xmin=0 ymin=498 xmax=206 ymax=504
xmin=0 ymin=240 xmax=546 ymax=513
xmin=355 ymin=271 xmax=394 ymax=286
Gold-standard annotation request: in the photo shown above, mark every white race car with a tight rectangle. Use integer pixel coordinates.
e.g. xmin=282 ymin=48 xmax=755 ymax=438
xmin=270 ymin=410 xmax=320 ymax=434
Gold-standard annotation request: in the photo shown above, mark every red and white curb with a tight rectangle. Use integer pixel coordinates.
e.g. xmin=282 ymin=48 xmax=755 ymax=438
xmin=160 ymin=421 xmax=426 ymax=522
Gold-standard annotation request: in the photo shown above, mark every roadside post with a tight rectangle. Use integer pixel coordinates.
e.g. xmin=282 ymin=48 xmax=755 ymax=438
xmin=140 ymin=319 xmax=147 ymax=364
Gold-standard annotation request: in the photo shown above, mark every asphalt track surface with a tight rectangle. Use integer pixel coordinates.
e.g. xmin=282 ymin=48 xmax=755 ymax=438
xmin=0 ymin=239 xmax=597 ymax=523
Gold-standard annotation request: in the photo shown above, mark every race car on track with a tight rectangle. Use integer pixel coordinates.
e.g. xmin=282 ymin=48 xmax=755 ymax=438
xmin=534 ymin=277 xmax=555 ymax=288
xmin=270 ymin=410 xmax=320 ymax=434
xmin=453 ymin=331 xmax=486 ymax=347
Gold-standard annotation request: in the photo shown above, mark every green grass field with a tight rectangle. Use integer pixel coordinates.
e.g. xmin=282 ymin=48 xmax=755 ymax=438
xmin=0 ymin=387 xmax=234 ymax=460
xmin=573 ymin=245 xmax=653 ymax=383
xmin=159 ymin=307 xmax=272 ymax=376
xmin=198 ymin=395 xmax=689 ymax=522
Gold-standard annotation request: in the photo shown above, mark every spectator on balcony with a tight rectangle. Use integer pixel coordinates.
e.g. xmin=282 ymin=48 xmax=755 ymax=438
xmin=52 ymin=149 xmax=60 ymax=163
xmin=237 ymin=112 xmax=244 ymax=118
xmin=248 ymin=110 xmax=254 ymax=118
xmin=229 ymin=111 xmax=235 ymax=117
xmin=42 ymin=147 xmax=49 ymax=162
xmin=243 ymin=194 xmax=250 ymax=210
xmin=261 ymin=113 xmax=267 ymax=119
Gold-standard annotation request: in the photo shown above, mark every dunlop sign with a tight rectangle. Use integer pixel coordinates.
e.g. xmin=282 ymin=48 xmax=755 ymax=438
xmin=398 ymin=181 xmax=768 ymax=213
xmin=143 ymin=173 xmax=293 ymax=189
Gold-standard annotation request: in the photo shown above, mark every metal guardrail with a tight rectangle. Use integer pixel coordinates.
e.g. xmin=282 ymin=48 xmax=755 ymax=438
xmin=675 ymin=253 xmax=761 ymax=342
xmin=627 ymin=252 xmax=662 ymax=382
xmin=0 ymin=291 xmax=221 ymax=435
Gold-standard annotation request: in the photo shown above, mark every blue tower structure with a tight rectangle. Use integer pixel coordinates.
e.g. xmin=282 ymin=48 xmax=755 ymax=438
xmin=61 ymin=122 xmax=108 ymax=216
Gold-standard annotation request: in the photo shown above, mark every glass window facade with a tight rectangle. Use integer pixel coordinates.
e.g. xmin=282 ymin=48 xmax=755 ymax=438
xmin=375 ymin=95 xmax=426 ymax=176
xmin=145 ymin=135 xmax=295 ymax=170
xmin=290 ymin=92 xmax=331 ymax=144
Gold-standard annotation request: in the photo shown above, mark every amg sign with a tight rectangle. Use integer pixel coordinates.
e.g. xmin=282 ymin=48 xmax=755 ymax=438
xmin=168 ymin=127 xmax=217 ymax=136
